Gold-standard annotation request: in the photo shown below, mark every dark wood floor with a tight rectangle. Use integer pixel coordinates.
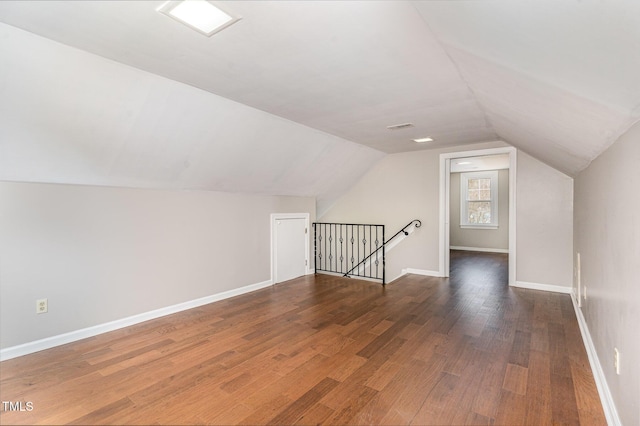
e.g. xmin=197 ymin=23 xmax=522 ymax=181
xmin=0 ymin=251 xmax=605 ymax=425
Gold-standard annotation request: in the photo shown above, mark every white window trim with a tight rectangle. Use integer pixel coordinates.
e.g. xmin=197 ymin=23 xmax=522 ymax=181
xmin=460 ymin=170 xmax=499 ymax=229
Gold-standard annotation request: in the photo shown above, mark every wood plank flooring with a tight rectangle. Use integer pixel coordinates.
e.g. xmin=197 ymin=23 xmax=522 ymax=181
xmin=0 ymin=251 xmax=606 ymax=425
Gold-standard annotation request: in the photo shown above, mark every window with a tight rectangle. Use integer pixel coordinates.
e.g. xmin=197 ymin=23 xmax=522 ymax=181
xmin=460 ymin=171 xmax=498 ymax=228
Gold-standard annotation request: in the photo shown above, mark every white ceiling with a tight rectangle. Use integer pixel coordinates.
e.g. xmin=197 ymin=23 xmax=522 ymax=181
xmin=1 ymin=0 xmax=639 ymax=199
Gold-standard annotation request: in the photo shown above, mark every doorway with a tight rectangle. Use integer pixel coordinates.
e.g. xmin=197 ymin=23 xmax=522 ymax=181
xmin=439 ymin=147 xmax=517 ymax=285
xmin=450 ymin=250 xmax=509 ymax=287
xmin=271 ymin=213 xmax=310 ymax=284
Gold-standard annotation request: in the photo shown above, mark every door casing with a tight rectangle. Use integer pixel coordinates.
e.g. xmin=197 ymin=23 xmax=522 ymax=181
xmin=439 ymin=147 xmax=517 ymax=285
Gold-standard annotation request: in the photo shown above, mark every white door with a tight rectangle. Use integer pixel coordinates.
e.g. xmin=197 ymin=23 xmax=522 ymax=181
xmin=275 ymin=218 xmax=307 ymax=283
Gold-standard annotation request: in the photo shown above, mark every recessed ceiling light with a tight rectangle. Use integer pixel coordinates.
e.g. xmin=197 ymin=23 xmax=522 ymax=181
xmin=158 ymin=0 xmax=241 ymax=37
xmin=456 ymin=161 xmax=472 ymax=165
xmin=413 ymin=137 xmax=434 ymax=143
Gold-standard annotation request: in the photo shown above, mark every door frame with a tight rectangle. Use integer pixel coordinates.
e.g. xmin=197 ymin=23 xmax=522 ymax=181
xmin=439 ymin=146 xmax=517 ymax=285
xmin=270 ymin=213 xmax=311 ymax=284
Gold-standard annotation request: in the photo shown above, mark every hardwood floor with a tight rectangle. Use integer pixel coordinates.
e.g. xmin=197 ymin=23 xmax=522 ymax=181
xmin=0 ymin=251 xmax=606 ymax=425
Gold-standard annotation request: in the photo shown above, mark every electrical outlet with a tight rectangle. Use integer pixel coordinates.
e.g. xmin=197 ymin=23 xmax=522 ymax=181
xmin=614 ymin=348 xmax=620 ymax=375
xmin=36 ymin=298 xmax=48 ymax=314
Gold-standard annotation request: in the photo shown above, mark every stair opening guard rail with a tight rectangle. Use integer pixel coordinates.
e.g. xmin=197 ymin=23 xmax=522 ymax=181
xmin=313 ymin=219 xmax=421 ymax=285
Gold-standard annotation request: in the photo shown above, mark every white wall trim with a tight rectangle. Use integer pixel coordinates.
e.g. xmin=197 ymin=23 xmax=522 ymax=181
xmin=439 ymin=146 xmax=517 ymax=285
xmin=388 ymin=268 xmax=442 ymax=283
xmin=571 ymin=294 xmax=622 ymax=426
xmin=402 ymin=268 xmax=442 ymax=277
xmin=0 ymin=278 xmax=273 ymax=361
xmin=450 ymin=246 xmax=509 ymax=254
xmin=512 ymin=280 xmax=571 ymax=294
xmin=387 ymin=268 xmax=443 ymax=283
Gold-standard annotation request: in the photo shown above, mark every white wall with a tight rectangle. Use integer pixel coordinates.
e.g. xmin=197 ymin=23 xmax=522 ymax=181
xmin=320 ymin=142 xmax=505 ymax=280
xmin=0 ymin=181 xmax=315 ymax=349
xmin=516 ymin=151 xmax=574 ymax=288
xmin=320 ymin=142 xmax=573 ymax=288
xmin=574 ymin=121 xmax=640 ymax=426
xmin=450 ymin=169 xmax=509 ymax=251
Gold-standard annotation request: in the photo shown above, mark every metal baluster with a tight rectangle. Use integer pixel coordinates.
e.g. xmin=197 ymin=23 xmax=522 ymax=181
xmin=357 ymin=225 xmax=360 ymax=276
xmin=350 ymin=224 xmax=355 ymax=275
xmin=339 ymin=224 xmax=343 ymax=273
xmin=382 ymin=225 xmax=386 ymax=285
xmin=369 ymin=225 xmax=372 ymax=278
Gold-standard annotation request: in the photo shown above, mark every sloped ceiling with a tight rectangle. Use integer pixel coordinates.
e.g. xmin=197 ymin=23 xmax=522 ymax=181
xmin=414 ymin=0 xmax=640 ymax=175
xmin=0 ymin=23 xmax=384 ymax=213
xmin=1 ymin=1 xmax=639 ymax=203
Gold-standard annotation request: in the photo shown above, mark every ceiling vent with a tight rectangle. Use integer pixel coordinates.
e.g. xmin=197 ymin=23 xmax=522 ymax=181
xmin=386 ymin=123 xmax=414 ymax=131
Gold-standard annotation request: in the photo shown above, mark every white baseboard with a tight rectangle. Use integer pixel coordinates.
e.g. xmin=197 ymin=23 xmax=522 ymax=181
xmin=512 ymin=280 xmax=572 ymax=294
xmin=450 ymin=246 xmax=509 ymax=254
xmin=402 ymin=268 xmax=442 ymax=277
xmin=0 ymin=279 xmax=274 ymax=361
xmin=571 ymin=294 xmax=621 ymax=426
xmin=388 ymin=268 xmax=443 ymax=283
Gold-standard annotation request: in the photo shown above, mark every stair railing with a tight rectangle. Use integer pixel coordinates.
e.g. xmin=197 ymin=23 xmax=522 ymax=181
xmin=313 ymin=219 xmax=421 ymax=285
xmin=342 ymin=219 xmax=421 ymax=284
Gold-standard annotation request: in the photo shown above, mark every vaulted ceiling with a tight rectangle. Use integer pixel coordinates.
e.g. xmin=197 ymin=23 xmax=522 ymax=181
xmin=1 ymin=1 xmax=639 ymax=206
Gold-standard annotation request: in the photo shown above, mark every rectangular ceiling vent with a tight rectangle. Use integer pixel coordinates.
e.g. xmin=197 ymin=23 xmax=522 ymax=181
xmin=386 ymin=123 xmax=414 ymax=131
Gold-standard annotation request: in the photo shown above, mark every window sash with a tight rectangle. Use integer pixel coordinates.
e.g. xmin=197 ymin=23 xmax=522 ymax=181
xmin=460 ymin=171 xmax=498 ymax=228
